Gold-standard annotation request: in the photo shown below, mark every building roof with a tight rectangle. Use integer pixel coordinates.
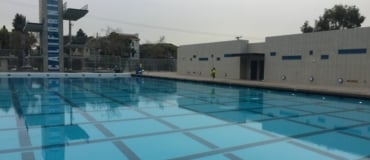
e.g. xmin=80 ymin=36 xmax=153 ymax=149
xmin=119 ymin=33 xmax=140 ymax=41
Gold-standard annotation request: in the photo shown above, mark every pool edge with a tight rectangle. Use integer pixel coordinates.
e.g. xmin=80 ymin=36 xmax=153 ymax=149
xmin=133 ymin=73 xmax=370 ymax=100
xmin=0 ymin=72 xmax=131 ymax=78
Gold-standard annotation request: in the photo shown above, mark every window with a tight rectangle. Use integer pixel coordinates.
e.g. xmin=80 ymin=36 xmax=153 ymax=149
xmin=199 ymin=57 xmax=209 ymax=61
xmin=282 ymin=55 xmax=302 ymax=60
xmin=338 ymin=48 xmax=367 ymax=54
xmin=270 ymin=52 xmax=277 ymax=56
xmin=309 ymin=50 xmax=313 ymax=55
xmin=216 ymin=57 xmax=221 ymax=61
xmin=321 ymin=55 xmax=329 ymax=60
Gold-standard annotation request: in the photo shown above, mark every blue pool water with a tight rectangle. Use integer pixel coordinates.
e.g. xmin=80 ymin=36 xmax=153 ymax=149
xmin=0 ymin=77 xmax=370 ymax=160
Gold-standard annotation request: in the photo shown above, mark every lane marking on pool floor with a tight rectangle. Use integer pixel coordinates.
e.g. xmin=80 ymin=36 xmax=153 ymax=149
xmin=54 ymin=91 xmax=140 ymax=160
xmin=9 ymin=80 xmax=36 ymax=160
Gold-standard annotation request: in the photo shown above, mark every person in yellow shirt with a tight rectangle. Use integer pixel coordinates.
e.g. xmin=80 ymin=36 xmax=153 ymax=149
xmin=211 ymin=67 xmax=216 ymax=79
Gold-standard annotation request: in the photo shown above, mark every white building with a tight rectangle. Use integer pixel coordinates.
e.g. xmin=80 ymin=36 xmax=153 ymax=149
xmin=120 ymin=33 xmax=140 ymax=59
xmin=177 ymin=27 xmax=370 ymax=87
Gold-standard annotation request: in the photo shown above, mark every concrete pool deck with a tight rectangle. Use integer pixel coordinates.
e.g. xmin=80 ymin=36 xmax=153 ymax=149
xmin=134 ymin=72 xmax=370 ymax=99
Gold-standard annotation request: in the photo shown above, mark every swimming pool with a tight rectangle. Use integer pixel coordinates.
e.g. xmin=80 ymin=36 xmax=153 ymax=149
xmin=0 ymin=76 xmax=369 ymax=160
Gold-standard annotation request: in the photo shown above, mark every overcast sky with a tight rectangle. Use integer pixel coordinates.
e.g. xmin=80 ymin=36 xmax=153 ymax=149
xmin=0 ymin=0 xmax=370 ymax=45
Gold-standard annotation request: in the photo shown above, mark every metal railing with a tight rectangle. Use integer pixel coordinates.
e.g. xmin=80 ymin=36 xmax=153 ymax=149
xmin=80 ymin=56 xmax=176 ymax=73
xmin=0 ymin=50 xmax=176 ymax=73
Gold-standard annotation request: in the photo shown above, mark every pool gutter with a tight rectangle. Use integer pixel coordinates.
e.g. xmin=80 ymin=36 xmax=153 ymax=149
xmin=133 ymin=72 xmax=370 ymax=100
xmin=0 ymin=72 xmax=131 ymax=78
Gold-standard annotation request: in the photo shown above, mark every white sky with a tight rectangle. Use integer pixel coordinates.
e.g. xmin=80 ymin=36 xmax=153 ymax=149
xmin=0 ymin=0 xmax=370 ymax=45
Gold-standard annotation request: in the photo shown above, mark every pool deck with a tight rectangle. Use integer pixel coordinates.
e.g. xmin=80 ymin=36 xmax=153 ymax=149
xmin=134 ymin=72 xmax=370 ymax=99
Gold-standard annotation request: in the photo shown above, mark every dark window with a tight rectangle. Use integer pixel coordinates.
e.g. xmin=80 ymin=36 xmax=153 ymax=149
xmin=216 ymin=57 xmax=221 ymax=61
xmin=199 ymin=57 xmax=209 ymax=61
xmin=338 ymin=48 xmax=367 ymax=54
xmin=270 ymin=52 xmax=277 ymax=56
xmin=193 ymin=55 xmax=197 ymax=58
xmin=321 ymin=55 xmax=329 ymax=60
xmin=309 ymin=50 xmax=313 ymax=55
xmin=282 ymin=55 xmax=302 ymax=60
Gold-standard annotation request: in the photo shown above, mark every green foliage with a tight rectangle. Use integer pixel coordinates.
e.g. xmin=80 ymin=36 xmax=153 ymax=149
xmin=74 ymin=28 xmax=88 ymax=44
xmin=301 ymin=4 xmax=365 ymax=33
xmin=0 ymin=25 xmax=10 ymax=49
xmin=140 ymin=43 xmax=177 ymax=59
xmin=27 ymin=33 xmax=37 ymax=48
xmin=9 ymin=13 xmax=36 ymax=49
xmin=301 ymin=21 xmax=314 ymax=33
xmin=9 ymin=31 xmax=25 ymax=49
xmin=89 ymin=32 xmax=133 ymax=57
xmin=9 ymin=32 xmax=36 ymax=50
xmin=12 ymin=13 xmax=26 ymax=32
xmin=107 ymin=32 xmax=133 ymax=57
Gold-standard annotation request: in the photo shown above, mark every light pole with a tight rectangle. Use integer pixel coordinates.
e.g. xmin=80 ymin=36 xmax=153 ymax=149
xmin=69 ymin=19 xmax=73 ymax=71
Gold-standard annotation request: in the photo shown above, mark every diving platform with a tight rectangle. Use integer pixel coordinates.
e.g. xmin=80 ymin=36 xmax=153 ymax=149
xmin=63 ymin=5 xmax=89 ymax=21
xmin=24 ymin=22 xmax=43 ymax=32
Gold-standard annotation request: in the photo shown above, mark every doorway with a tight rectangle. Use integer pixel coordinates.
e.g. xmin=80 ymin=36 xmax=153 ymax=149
xmin=251 ymin=61 xmax=258 ymax=80
xmin=240 ymin=54 xmax=265 ymax=81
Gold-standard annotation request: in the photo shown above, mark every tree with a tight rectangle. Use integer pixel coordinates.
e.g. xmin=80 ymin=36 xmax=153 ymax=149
xmin=12 ymin=13 xmax=26 ymax=32
xmin=314 ymin=16 xmax=330 ymax=32
xmin=9 ymin=13 xmax=37 ymax=67
xmin=10 ymin=13 xmax=36 ymax=50
xmin=301 ymin=4 xmax=365 ymax=33
xmin=74 ymin=28 xmax=88 ymax=44
xmin=158 ymin=36 xmax=166 ymax=43
xmin=301 ymin=21 xmax=314 ymax=33
xmin=90 ymin=31 xmax=133 ymax=57
xmin=140 ymin=43 xmax=177 ymax=59
xmin=108 ymin=32 xmax=133 ymax=57
xmin=140 ymin=36 xmax=177 ymax=59
xmin=27 ymin=33 xmax=37 ymax=48
xmin=0 ymin=25 xmax=10 ymax=49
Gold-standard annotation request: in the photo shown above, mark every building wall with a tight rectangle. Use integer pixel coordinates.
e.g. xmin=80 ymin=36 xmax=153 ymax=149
xmin=131 ymin=39 xmax=140 ymax=59
xmin=264 ymin=27 xmax=370 ymax=87
xmin=0 ymin=60 xmax=7 ymax=71
xmin=119 ymin=33 xmax=140 ymax=59
xmin=177 ymin=27 xmax=370 ymax=88
xmin=177 ymin=40 xmax=248 ymax=79
xmin=248 ymin=42 xmax=266 ymax=53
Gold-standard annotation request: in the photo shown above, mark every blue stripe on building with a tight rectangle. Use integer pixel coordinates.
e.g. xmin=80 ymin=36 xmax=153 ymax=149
xmin=224 ymin=53 xmax=246 ymax=57
xmin=282 ymin=55 xmax=302 ymax=60
xmin=338 ymin=48 xmax=367 ymax=54
xmin=199 ymin=57 xmax=209 ymax=61
xmin=47 ymin=15 xmax=59 ymax=19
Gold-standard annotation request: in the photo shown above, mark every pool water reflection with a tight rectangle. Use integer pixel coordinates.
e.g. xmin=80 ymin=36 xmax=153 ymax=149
xmin=0 ymin=77 xmax=369 ymax=160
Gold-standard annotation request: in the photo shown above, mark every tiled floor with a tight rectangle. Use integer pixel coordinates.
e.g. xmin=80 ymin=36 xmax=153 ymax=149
xmin=0 ymin=77 xmax=369 ymax=160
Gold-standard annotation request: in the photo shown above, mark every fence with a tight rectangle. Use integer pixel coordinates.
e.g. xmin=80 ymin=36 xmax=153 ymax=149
xmin=82 ymin=56 xmax=177 ymax=73
xmin=0 ymin=49 xmax=177 ymax=73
